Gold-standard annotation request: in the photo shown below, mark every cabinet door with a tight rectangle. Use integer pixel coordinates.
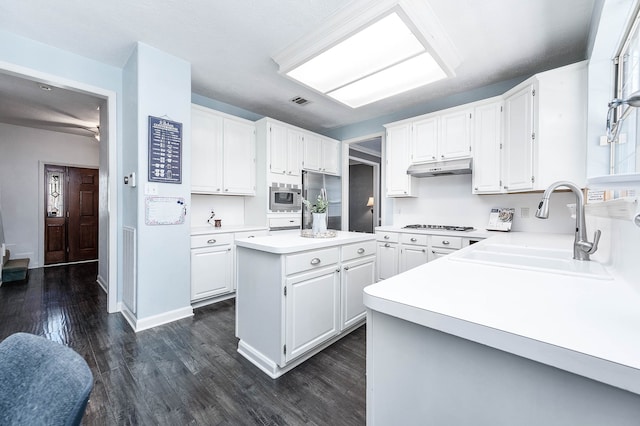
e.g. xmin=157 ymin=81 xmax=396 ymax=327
xmin=285 ymin=267 xmax=340 ymax=363
xmin=399 ymin=245 xmax=428 ymax=273
xmin=412 ymin=116 xmax=439 ymax=163
xmin=376 ymin=242 xmax=399 ymax=280
xmin=472 ymin=101 xmax=503 ymax=194
xmin=321 ymin=138 xmax=341 ymax=175
xmin=190 ymin=245 xmax=233 ymax=301
xmin=428 ymin=247 xmax=456 ymax=262
xmin=191 ymin=106 xmax=223 ymax=193
xmin=303 ymin=133 xmax=322 ymax=172
xmin=286 ymin=129 xmax=303 ymax=176
xmin=386 ymin=124 xmax=415 ymax=197
xmin=223 ymin=118 xmax=256 ymax=195
xmin=504 ymin=84 xmax=535 ymax=192
xmin=439 ymin=108 xmax=473 ymax=160
xmin=341 ymin=257 xmax=375 ymax=330
xmin=269 ymin=123 xmax=289 ymax=175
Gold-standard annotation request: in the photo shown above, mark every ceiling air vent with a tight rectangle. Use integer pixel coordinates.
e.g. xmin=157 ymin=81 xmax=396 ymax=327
xmin=290 ymin=96 xmax=311 ymax=106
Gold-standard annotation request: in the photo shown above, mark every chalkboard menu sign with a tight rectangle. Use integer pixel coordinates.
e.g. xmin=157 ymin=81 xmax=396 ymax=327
xmin=148 ymin=116 xmax=182 ymax=184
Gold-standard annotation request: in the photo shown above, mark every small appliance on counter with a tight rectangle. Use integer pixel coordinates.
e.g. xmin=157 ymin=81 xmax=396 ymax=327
xmin=486 ymin=208 xmax=515 ymax=231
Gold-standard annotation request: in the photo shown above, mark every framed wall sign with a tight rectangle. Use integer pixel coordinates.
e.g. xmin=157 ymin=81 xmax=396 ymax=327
xmin=148 ymin=116 xmax=182 ymax=184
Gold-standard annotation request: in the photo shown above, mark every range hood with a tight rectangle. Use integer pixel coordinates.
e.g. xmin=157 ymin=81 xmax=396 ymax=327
xmin=406 ymin=158 xmax=472 ymax=177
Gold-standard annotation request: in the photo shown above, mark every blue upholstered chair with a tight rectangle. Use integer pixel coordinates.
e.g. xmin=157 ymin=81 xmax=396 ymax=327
xmin=0 ymin=333 xmax=94 ymax=426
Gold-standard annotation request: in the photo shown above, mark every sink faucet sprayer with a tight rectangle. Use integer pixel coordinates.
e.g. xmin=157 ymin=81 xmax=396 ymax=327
xmin=535 ymin=181 xmax=601 ymax=261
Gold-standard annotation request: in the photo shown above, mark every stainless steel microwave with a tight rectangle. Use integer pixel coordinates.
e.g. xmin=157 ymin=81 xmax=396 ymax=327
xmin=269 ymin=186 xmax=301 ymax=212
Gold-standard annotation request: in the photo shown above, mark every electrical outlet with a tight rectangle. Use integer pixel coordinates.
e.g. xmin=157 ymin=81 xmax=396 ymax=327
xmin=520 ymin=207 xmax=530 ymax=218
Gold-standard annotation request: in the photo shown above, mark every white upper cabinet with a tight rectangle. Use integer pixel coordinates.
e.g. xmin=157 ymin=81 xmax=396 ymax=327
xmin=410 ymin=107 xmax=472 ymax=164
xmin=499 ymin=61 xmax=587 ymax=193
xmin=439 ymin=108 xmax=473 ymax=160
xmin=503 ymin=83 xmax=536 ymax=192
xmin=411 ymin=116 xmax=438 ymax=163
xmin=191 ymin=104 xmax=256 ymax=195
xmin=269 ymin=122 xmax=301 ymax=177
xmin=385 ymin=123 xmax=416 ymax=197
xmin=303 ymin=134 xmax=341 ymax=175
xmin=472 ymin=99 xmax=504 ymax=194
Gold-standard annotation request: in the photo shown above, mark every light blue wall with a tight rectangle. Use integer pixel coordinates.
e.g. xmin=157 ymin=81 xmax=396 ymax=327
xmin=130 ymin=43 xmax=192 ymax=319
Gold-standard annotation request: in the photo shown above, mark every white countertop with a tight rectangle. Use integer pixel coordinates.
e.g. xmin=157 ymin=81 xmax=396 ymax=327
xmin=235 ymin=230 xmax=375 ymax=254
xmin=191 ymin=225 xmax=268 ymax=236
xmin=364 ymin=232 xmax=640 ymax=395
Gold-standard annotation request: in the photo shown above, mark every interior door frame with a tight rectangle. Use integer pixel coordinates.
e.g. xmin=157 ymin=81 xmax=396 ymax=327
xmin=341 ymin=132 xmax=384 ymax=232
xmin=1 ymin=60 xmax=118 ymax=314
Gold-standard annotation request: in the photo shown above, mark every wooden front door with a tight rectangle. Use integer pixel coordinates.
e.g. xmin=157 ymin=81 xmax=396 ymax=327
xmin=44 ymin=165 xmax=99 ymax=265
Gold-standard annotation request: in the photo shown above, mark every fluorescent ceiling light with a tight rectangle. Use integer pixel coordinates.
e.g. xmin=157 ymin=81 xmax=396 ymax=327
xmin=274 ymin=0 xmax=460 ymax=108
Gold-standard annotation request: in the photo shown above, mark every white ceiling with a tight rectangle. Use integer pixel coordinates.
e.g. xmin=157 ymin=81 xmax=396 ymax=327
xmin=0 ymin=0 xmax=597 ymax=137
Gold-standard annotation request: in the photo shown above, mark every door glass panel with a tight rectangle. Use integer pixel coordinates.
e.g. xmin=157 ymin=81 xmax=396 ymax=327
xmin=47 ymin=170 xmax=64 ymax=217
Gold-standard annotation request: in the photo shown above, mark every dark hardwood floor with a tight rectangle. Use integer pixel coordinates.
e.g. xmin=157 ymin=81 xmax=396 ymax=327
xmin=0 ymin=263 xmax=366 ymax=425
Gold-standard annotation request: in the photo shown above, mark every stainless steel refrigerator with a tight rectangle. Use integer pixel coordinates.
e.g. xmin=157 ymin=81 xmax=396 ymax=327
xmin=302 ymin=170 xmax=342 ymax=230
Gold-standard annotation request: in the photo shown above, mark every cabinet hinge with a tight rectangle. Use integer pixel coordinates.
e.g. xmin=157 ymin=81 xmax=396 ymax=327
xmin=500 ymin=106 xmax=503 ymax=112
xmin=531 ymin=176 xmax=535 ymax=183
xmin=283 ymin=286 xmax=287 ymax=297
xmin=468 ymin=146 xmax=471 ymax=152
xmin=532 ymin=89 xmax=536 ymax=97
xmin=469 ymin=113 xmax=472 ymax=119
xmin=499 ymin=180 xmax=503 ymax=187
xmin=531 ymin=132 xmax=536 ymax=141
xmin=499 ymin=143 xmax=503 ymax=149
xmin=283 ymin=344 xmax=287 ymax=355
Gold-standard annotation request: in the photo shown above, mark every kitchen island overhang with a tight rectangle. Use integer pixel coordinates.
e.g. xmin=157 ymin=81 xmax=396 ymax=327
xmin=364 ymin=232 xmax=640 ymax=425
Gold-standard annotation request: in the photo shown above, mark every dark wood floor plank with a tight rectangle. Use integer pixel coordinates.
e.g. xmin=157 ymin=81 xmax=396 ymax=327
xmin=0 ymin=262 xmax=366 ymax=425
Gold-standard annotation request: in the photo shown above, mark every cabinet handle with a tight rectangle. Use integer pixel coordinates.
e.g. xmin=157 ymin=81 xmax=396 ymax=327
xmin=474 ymin=187 xmax=478 ymax=190
xmin=248 ymin=235 xmax=255 ymax=238
xmin=410 ymin=237 xmax=417 ymax=242
xmin=336 ymin=269 xmax=341 ymax=273
xmin=225 ymin=189 xmax=229 ymax=192
xmin=384 ymin=243 xmax=390 ymax=248
xmin=310 ymin=258 xmax=321 ymax=265
xmin=441 ymin=155 xmax=445 ymax=159
xmin=422 ymin=249 xmax=426 ymax=253
xmin=344 ymin=266 xmax=350 ymax=271
xmin=432 ymin=156 xmax=436 ymax=160
xmin=384 ymin=235 xmax=390 ymax=239
xmin=357 ymin=248 xmax=365 ymax=254
xmin=216 ymin=188 xmax=221 ymax=192
xmin=207 ymin=239 xmax=217 ymax=244
xmin=442 ymin=240 xmax=450 ymax=245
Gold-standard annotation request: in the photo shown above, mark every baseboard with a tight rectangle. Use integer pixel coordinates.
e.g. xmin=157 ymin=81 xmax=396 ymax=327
xmin=191 ymin=292 xmax=235 ymax=309
xmin=126 ymin=306 xmax=194 ymax=333
xmin=96 ymin=274 xmax=107 ymax=293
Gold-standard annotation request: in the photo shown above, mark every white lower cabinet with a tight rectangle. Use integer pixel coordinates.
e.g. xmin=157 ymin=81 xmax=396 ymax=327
xmin=376 ymin=230 xmax=479 ymax=280
xmin=285 ymin=266 xmax=340 ymax=363
xmin=190 ymin=229 xmax=268 ymax=303
xmin=399 ymin=233 xmax=429 ymax=273
xmin=341 ymin=256 xmax=375 ymax=330
xmin=190 ymin=234 xmax=234 ymax=301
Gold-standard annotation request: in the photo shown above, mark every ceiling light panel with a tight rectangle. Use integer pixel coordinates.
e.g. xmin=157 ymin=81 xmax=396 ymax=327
xmin=273 ymin=0 xmax=461 ymax=108
xmin=286 ymin=12 xmax=424 ymax=94
xmin=327 ymin=52 xmax=447 ymax=108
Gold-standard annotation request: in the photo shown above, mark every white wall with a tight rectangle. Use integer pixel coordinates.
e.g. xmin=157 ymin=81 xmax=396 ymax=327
xmin=392 ymin=174 xmax=577 ymax=234
xmin=0 ymin=123 xmax=99 ymax=267
xmin=190 ymin=194 xmax=247 ymax=228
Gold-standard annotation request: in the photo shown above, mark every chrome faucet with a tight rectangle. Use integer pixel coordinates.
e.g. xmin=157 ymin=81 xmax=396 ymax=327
xmin=535 ymin=181 xmax=601 ymax=261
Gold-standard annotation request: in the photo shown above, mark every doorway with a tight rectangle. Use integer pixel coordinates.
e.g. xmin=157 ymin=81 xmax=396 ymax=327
xmin=44 ymin=164 xmax=98 ymax=265
xmin=349 ymin=163 xmax=375 ymax=233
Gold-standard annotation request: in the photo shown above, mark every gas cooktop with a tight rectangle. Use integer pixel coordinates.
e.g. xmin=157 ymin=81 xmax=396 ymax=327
xmin=403 ymin=224 xmax=475 ymax=232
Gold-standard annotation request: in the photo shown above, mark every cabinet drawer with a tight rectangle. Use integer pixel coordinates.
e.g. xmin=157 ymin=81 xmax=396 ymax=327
xmin=234 ymin=229 xmax=269 ymax=239
xmin=286 ymin=247 xmax=339 ymax=275
xmin=375 ymin=231 xmax=399 ymax=243
xmin=342 ymin=240 xmax=376 ymax=262
xmin=400 ymin=233 xmax=428 ymax=246
xmin=430 ymin=236 xmax=462 ymax=249
xmin=191 ymin=233 xmax=235 ymax=248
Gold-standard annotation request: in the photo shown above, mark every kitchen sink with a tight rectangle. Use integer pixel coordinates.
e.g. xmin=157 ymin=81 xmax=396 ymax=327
xmin=450 ymin=243 xmax=612 ymax=280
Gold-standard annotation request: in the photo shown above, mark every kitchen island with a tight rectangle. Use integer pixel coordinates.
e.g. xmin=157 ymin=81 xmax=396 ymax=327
xmin=235 ymin=230 xmax=376 ymax=378
xmin=364 ymin=232 xmax=640 ymax=425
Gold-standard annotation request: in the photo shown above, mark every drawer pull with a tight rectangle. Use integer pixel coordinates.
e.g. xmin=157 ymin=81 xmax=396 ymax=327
xmin=384 ymin=235 xmax=390 ymax=239
xmin=422 ymin=249 xmax=426 ymax=253
xmin=357 ymin=248 xmax=365 ymax=254
xmin=207 ymin=239 xmax=217 ymax=244
xmin=410 ymin=237 xmax=417 ymax=242
xmin=384 ymin=243 xmax=390 ymax=248
xmin=344 ymin=266 xmax=350 ymax=271
xmin=310 ymin=258 xmax=321 ymax=265
xmin=442 ymin=240 xmax=450 ymax=245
